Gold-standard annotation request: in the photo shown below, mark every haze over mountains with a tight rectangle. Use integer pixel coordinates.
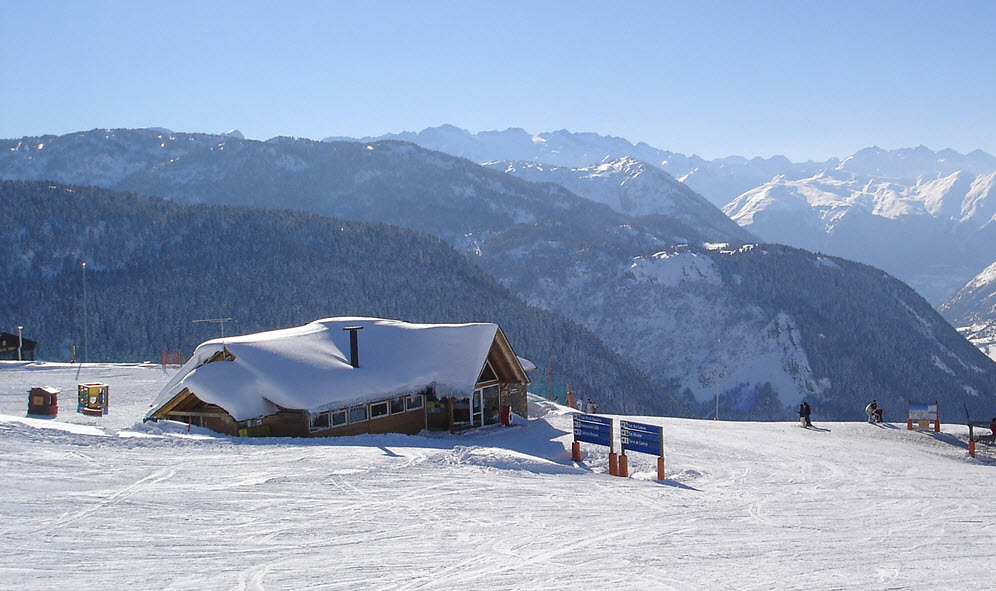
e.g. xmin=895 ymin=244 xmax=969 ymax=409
xmin=329 ymin=125 xmax=996 ymax=307
xmin=3 ymin=128 xmax=996 ymax=420
xmin=481 ymin=157 xmax=747 ymax=237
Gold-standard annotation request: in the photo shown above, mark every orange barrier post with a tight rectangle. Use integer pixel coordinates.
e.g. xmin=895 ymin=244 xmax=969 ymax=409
xmin=566 ymin=391 xmax=575 ymax=409
xmin=657 ymin=457 xmax=666 ymax=481
xmin=618 ymin=454 xmax=628 ymax=478
xmin=608 ymin=452 xmax=618 ymax=476
xmin=934 ymin=420 xmax=940 ymax=433
xmin=571 ymin=441 xmax=581 ymax=462
xmin=907 ymin=419 xmax=913 ymax=430
xmin=969 ymin=440 xmax=976 ymax=458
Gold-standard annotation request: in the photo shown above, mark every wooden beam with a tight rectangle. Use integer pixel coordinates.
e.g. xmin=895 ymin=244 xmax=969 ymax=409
xmin=165 ymin=410 xmax=230 ymax=418
xmin=152 ymin=389 xmax=194 ymax=418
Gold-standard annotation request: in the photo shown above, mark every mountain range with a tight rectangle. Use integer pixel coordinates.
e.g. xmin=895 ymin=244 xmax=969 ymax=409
xmin=2 ymin=129 xmax=995 ymax=420
xmin=326 ymin=126 xmax=996 ymax=306
xmin=723 ymin=168 xmax=996 ymax=303
xmin=482 ymin=157 xmax=750 ymax=239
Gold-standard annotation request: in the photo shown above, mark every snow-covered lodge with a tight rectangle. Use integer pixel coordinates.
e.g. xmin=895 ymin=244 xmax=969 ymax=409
xmin=146 ymin=317 xmax=532 ymax=437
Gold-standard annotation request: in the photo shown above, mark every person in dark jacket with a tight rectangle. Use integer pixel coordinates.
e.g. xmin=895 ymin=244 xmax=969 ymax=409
xmin=802 ymin=401 xmax=812 ymax=426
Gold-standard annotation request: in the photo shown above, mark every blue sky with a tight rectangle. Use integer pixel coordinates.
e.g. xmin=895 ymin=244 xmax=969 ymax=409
xmin=3 ymin=0 xmax=995 ymax=160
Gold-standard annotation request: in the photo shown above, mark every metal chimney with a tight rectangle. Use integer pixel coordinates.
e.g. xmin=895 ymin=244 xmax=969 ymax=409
xmin=343 ymin=326 xmax=363 ymax=368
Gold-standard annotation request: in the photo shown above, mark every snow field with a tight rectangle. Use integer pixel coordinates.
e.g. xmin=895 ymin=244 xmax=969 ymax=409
xmin=1 ymin=362 xmax=993 ymax=590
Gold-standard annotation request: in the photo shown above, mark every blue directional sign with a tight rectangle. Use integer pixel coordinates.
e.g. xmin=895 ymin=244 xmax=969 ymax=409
xmin=620 ymin=420 xmax=663 ymax=456
xmin=573 ymin=413 xmax=612 ymax=447
xmin=574 ymin=421 xmax=611 ymax=435
xmin=577 ymin=413 xmax=611 ymax=427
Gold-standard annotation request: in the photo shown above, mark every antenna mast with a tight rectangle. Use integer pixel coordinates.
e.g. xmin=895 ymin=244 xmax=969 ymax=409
xmin=193 ymin=318 xmax=234 ymax=343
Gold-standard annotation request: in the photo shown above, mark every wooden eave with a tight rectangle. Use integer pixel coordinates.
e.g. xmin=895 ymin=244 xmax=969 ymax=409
xmin=484 ymin=326 xmax=530 ymax=385
xmin=151 ymin=388 xmax=196 ymax=419
xmin=151 ymin=388 xmax=235 ymax=421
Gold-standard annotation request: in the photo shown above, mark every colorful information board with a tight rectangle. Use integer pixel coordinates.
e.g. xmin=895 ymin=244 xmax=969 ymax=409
xmin=908 ymin=401 xmax=939 ymax=431
xmin=908 ymin=403 xmax=937 ymax=420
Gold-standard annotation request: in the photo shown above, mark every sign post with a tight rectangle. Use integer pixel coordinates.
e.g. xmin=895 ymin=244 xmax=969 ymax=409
xmin=572 ymin=413 xmax=612 ymax=464
xmin=908 ymin=401 xmax=940 ymax=432
xmin=620 ymin=420 xmax=665 ymax=481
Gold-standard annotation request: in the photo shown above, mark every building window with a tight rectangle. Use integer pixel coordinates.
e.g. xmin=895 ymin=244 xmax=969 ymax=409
xmin=478 ymin=360 xmax=498 ymax=384
xmin=331 ymin=410 xmax=347 ymax=427
xmin=390 ymin=397 xmax=406 ymax=414
xmin=407 ymin=394 xmax=424 ymax=411
xmin=349 ymin=405 xmax=367 ymax=423
xmin=370 ymin=401 xmax=389 ymax=419
xmin=309 ymin=412 xmax=331 ymax=432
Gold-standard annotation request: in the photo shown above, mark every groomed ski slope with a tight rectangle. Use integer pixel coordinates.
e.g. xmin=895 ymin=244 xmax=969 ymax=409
xmin=1 ymin=362 xmax=993 ymax=590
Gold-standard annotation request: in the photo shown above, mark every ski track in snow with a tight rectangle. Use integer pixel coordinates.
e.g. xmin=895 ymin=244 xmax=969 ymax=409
xmin=1 ymin=361 xmax=994 ymax=590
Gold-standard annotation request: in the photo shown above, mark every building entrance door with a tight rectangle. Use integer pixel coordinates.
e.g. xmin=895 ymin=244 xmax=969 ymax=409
xmin=471 ymin=388 xmax=484 ymax=427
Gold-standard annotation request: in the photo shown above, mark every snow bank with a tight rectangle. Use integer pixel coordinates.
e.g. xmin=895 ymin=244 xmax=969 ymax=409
xmin=2 ymin=363 xmax=994 ymax=590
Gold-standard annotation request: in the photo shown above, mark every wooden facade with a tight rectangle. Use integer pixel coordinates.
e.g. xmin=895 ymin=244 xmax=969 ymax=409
xmin=0 ymin=332 xmax=36 ymax=361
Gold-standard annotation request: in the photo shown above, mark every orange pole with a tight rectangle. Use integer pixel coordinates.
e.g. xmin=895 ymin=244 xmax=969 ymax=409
xmin=571 ymin=441 xmax=581 ymax=462
xmin=618 ymin=454 xmax=628 ymax=478
xmin=657 ymin=456 xmax=666 ymax=481
xmin=934 ymin=420 xmax=940 ymax=433
xmin=969 ymin=440 xmax=976 ymax=458
xmin=608 ymin=452 xmax=618 ymax=476
xmin=907 ymin=419 xmax=912 ymax=430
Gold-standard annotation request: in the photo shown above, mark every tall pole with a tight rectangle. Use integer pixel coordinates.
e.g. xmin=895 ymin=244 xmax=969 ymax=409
xmin=17 ymin=325 xmax=22 ymax=361
xmin=547 ymin=359 xmax=551 ymax=401
xmin=714 ymin=337 xmax=720 ymax=420
xmin=82 ymin=262 xmax=88 ymax=364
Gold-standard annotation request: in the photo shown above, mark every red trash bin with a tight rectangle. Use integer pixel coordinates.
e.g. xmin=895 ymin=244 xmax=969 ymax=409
xmin=28 ymin=387 xmax=59 ymax=416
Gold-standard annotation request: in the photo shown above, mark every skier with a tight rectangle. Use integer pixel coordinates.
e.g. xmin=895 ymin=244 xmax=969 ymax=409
xmin=799 ymin=402 xmax=807 ymax=426
xmin=865 ymin=400 xmax=879 ymax=423
xmin=803 ymin=401 xmax=812 ymax=427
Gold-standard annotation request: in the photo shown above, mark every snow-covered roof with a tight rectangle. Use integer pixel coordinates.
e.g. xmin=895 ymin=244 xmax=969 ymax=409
xmin=148 ymin=317 xmax=517 ymax=422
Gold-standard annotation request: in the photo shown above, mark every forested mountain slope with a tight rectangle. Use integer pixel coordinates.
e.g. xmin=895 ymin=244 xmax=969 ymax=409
xmin=0 ymin=180 xmax=688 ymax=416
xmin=474 ymin=228 xmax=996 ymax=421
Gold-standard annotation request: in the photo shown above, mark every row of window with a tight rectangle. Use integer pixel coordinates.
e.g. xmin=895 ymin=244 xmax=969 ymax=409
xmin=309 ymin=394 xmax=424 ymax=432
